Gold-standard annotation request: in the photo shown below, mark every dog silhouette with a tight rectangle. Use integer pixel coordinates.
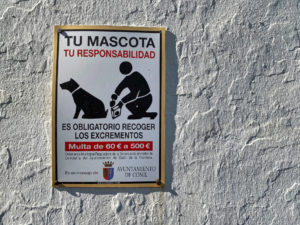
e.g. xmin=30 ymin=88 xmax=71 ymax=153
xmin=60 ymin=78 xmax=108 ymax=119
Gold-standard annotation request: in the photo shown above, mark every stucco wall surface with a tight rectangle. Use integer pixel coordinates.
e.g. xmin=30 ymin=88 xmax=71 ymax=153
xmin=0 ymin=0 xmax=300 ymax=224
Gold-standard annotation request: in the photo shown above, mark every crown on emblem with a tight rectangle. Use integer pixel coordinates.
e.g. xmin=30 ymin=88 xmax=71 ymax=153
xmin=103 ymin=161 xmax=114 ymax=167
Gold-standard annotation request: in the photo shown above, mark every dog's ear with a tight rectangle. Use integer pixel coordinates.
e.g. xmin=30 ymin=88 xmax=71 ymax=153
xmin=70 ymin=78 xmax=79 ymax=86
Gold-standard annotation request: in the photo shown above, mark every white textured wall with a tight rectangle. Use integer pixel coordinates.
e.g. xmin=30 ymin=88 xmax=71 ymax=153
xmin=1 ymin=0 xmax=300 ymax=224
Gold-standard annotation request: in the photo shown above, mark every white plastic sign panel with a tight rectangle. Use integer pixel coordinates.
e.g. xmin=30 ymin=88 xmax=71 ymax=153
xmin=52 ymin=26 xmax=165 ymax=187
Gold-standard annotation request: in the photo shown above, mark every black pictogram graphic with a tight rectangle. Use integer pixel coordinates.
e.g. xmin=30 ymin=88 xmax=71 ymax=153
xmin=60 ymin=78 xmax=108 ymax=119
xmin=110 ymin=61 xmax=157 ymax=120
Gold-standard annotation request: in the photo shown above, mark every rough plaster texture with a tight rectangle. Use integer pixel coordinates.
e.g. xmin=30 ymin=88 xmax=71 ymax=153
xmin=0 ymin=0 xmax=300 ymax=224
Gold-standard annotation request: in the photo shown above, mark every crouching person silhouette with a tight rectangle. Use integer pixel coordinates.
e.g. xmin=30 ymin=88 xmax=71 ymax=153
xmin=110 ymin=61 xmax=157 ymax=120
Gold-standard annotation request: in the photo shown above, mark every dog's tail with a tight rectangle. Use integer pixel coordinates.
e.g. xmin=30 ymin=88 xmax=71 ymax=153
xmin=98 ymin=109 xmax=108 ymax=118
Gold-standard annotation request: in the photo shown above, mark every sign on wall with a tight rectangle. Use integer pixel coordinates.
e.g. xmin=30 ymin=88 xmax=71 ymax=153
xmin=52 ymin=25 xmax=165 ymax=187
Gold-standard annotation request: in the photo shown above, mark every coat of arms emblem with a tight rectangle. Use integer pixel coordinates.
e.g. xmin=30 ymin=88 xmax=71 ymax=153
xmin=103 ymin=161 xmax=114 ymax=180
